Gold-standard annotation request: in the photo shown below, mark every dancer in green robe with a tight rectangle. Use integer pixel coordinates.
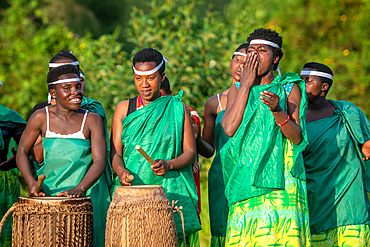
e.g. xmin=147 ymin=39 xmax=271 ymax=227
xmin=221 ymin=28 xmax=311 ymax=246
xmin=0 ymin=104 xmax=26 ymax=247
xmin=110 ymin=48 xmax=201 ymax=246
xmin=17 ymin=65 xmax=110 ymax=247
xmin=197 ymin=43 xmax=248 ymax=247
xmin=301 ymin=62 xmax=370 ymax=246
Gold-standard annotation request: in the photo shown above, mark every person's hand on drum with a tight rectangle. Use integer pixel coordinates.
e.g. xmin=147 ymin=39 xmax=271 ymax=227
xmin=57 ymin=187 xmax=85 ymax=198
xmin=151 ymin=159 xmax=170 ymax=176
xmin=118 ymin=168 xmax=132 ymax=186
xmin=28 ymin=179 xmax=45 ymax=197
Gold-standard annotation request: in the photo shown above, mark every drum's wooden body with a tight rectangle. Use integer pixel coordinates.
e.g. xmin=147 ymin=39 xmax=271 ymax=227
xmin=105 ymin=185 xmax=178 ymax=247
xmin=12 ymin=197 xmax=93 ymax=247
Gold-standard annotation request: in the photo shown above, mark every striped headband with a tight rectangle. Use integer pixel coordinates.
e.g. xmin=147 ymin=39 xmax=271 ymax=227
xmin=133 ymin=56 xmax=168 ymax=76
xmin=80 ymin=72 xmax=85 ymax=80
xmin=233 ymin=52 xmax=247 ymax=57
xmin=49 ymin=61 xmax=79 ymax=68
xmin=300 ymin=69 xmax=333 ymax=80
xmin=48 ymin=78 xmax=80 ymax=85
xmin=250 ymin=39 xmax=280 ymax=49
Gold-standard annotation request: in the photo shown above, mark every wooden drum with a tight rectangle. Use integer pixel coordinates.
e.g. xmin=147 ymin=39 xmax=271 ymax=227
xmin=0 ymin=197 xmax=93 ymax=247
xmin=105 ymin=185 xmax=178 ymax=247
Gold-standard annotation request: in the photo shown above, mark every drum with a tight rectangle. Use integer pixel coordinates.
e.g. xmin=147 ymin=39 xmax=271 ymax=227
xmin=105 ymin=185 xmax=178 ymax=247
xmin=0 ymin=197 xmax=93 ymax=247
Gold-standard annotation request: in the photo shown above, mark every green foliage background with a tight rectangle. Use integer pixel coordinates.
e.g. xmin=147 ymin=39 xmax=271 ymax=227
xmin=1 ymin=0 xmax=370 ymax=245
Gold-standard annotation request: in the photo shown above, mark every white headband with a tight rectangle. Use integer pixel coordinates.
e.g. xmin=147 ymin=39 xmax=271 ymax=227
xmin=133 ymin=56 xmax=168 ymax=76
xmin=48 ymin=78 xmax=80 ymax=85
xmin=250 ymin=39 xmax=280 ymax=49
xmin=80 ymin=72 xmax=85 ymax=80
xmin=233 ymin=52 xmax=247 ymax=57
xmin=0 ymin=79 xmax=2 ymax=86
xmin=49 ymin=61 xmax=79 ymax=68
xmin=300 ymin=70 xmax=333 ymax=80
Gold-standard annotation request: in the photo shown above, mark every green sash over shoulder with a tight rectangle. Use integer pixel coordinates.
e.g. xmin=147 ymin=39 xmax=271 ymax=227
xmin=220 ymin=73 xmax=308 ymax=207
xmin=0 ymin=105 xmax=27 ymax=150
xmin=81 ymin=97 xmax=113 ymax=192
xmin=112 ymin=92 xmax=201 ymax=240
xmin=303 ymin=100 xmax=370 ymax=234
xmin=38 ymin=138 xmax=111 ymax=247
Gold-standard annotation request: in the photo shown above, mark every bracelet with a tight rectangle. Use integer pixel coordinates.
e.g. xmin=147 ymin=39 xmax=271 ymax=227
xmin=276 ymin=115 xmax=290 ymax=126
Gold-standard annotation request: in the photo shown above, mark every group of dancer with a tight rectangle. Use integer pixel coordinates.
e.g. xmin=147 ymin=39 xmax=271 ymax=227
xmin=0 ymin=27 xmax=369 ymax=247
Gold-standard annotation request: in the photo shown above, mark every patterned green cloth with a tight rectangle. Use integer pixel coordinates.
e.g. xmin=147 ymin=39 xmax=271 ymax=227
xmin=225 ymin=140 xmax=311 ymax=246
xmin=211 ymin=236 xmax=226 ymax=247
xmin=0 ymin=169 xmax=20 ymax=247
xmin=303 ymin=100 xmax=370 ymax=234
xmin=179 ymin=231 xmax=200 ymax=247
xmin=112 ymin=93 xmax=201 ymax=242
xmin=311 ymin=224 xmax=370 ymax=246
xmin=208 ymin=110 xmax=229 ymax=238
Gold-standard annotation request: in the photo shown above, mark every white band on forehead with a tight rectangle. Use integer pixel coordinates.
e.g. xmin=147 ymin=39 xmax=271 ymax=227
xmin=300 ymin=70 xmax=333 ymax=80
xmin=49 ymin=61 xmax=79 ymax=68
xmin=233 ymin=52 xmax=247 ymax=57
xmin=80 ymin=72 xmax=85 ymax=80
xmin=48 ymin=78 xmax=80 ymax=85
xmin=250 ymin=39 xmax=280 ymax=49
xmin=133 ymin=56 xmax=168 ymax=76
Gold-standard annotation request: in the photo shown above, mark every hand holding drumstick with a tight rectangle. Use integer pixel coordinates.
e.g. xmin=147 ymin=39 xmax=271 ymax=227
xmin=135 ymin=145 xmax=170 ymax=176
xmin=29 ymin=174 xmax=46 ymax=197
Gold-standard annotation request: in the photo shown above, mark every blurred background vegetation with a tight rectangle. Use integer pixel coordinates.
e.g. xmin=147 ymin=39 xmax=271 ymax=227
xmin=1 ymin=0 xmax=370 ymax=245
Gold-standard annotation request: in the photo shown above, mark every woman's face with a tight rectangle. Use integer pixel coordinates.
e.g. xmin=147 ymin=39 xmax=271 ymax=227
xmin=134 ymin=61 xmax=164 ymax=105
xmin=301 ymin=71 xmax=325 ymax=101
xmin=247 ymin=44 xmax=276 ymax=76
xmin=51 ymin=73 xmax=84 ymax=111
xmin=229 ymin=48 xmax=247 ymax=83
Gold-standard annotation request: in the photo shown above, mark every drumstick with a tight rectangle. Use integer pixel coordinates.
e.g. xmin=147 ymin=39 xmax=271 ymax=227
xmin=126 ymin=175 xmax=134 ymax=183
xmin=36 ymin=174 xmax=46 ymax=193
xmin=135 ymin=145 xmax=156 ymax=165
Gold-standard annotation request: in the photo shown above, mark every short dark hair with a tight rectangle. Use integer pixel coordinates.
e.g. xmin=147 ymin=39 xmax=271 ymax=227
xmin=247 ymin=28 xmax=283 ymax=70
xmin=160 ymin=77 xmax=171 ymax=94
xmin=232 ymin=43 xmax=249 ymax=59
xmin=47 ymin=64 xmax=79 ymax=85
xmin=303 ymin=62 xmax=333 ymax=92
xmin=49 ymin=50 xmax=79 ymax=71
xmin=132 ymin=48 xmax=165 ymax=74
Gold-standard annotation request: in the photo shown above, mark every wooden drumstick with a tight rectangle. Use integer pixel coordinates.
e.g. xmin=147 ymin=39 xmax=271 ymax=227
xmin=126 ymin=175 xmax=134 ymax=183
xmin=36 ymin=174 xmax=46 ymax=193
xmin=135 ymin=145 xmax=156 ymax=165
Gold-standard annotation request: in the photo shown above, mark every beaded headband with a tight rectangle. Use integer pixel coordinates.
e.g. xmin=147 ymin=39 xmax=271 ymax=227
xmin=49 ymin=61 xmax=79 ymax=68
xmin=300 ymin=69 xmax=333 ymax=80
xmin=250 ymin=39 xmax=280 ymax=48
xmin=133 ymin=56 xmax=167 ymax=76
xmin=48 ymin=78 xmax=80 ymax=85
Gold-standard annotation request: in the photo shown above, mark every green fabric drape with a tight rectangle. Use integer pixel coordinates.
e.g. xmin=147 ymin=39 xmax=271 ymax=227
xmin=0 ymin=105 xmax=26 ymax=247
xmin=303 ymin=100 xmax=370 ymax=234
xmin=112 ymin=93 xmax=201 ymax=241
xmin=0 ymin=105 xmax=27 ymax=150
xmin=208 ymin=110 xmax=229 ymax=238
xmin=220 ymin=73 xmax=308 ymax=207
xmin=81 ymin=97 xmax=113 ymax=193
xmin=38 ymin=138 xmax=111 ymax=247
